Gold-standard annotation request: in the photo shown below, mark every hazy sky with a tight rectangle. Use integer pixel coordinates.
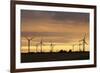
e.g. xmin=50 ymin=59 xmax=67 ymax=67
xmin=21 ymin=10 xmax=89 ymax=52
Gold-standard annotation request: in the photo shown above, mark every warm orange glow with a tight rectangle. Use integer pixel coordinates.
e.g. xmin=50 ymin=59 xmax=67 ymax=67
xmin=21 ymin=42 xmax=89 ymax=53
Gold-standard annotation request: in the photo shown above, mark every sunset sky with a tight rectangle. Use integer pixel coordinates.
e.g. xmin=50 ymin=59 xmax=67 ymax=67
xmin=21 ymin=10 xmax=90 ymax=53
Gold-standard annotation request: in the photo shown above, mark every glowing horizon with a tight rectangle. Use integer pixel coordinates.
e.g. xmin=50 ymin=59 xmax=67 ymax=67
xmin=21 ymin=42 xmax=89 ymax=53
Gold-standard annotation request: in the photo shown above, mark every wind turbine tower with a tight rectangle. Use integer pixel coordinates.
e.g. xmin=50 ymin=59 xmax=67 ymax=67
xmin=35 ymin=43 xmax=38 ymax=52
xmin=78 ymin=41 xmax=82 ymax=51
xmin=50 ymin=42 xmax=55 ymax=52
xmin=40 ymin=39 xmax=43 ymax=52
xmin=25 ymin=37 xmax=33 ymax=53
xmin=80 ymin=33 xmax=88 ymax=52
xmin=72 ymin=44 xmax=75 ymax=52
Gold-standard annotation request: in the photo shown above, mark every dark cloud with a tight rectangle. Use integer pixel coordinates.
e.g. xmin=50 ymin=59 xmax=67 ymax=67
xmin=21 ymin=10 xmax=89 ymax=26
xmin=21 ymin=32 xmax=83 ymax=37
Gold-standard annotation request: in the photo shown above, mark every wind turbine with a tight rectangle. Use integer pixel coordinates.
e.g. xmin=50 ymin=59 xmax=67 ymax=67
xmin=39 ymin=38 xmax=45 ymax=52
xmin=34 ymin=43 xmax=39 ymax=53
xmin=79 ymin=33 xmax=88 ymax=52
xmin=25 ymin=37 xmax=33 ymax=53
xmin=50 ymin=42 xmax=55 ymax=52
xmin=72 ymin=44 xmax=76 ymax=52
xmin=78 ymin=41 xmax=82 ymax=52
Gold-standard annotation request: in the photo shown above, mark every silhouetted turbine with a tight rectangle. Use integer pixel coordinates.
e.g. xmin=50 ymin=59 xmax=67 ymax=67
xmin=25 ymin=37 xmax=33 ymax=53
xmin=39 ymin=38 xmax=45 ymax=52
xmin=50 ymin=42 xmax=55 ymax=52
xmin=72 ymin=44 xmax=76 ymax=52
xmin=35 ymin=43 xmax=38 ymax=52
xmin=79 ymin=33 xmax=88 ymax=52
xmin=78 ymin=42 xmax=82 ymax=51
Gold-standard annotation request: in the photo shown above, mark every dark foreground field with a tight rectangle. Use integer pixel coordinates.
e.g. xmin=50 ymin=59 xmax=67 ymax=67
xmin=21 ymin=52 xmax=89 ymax=63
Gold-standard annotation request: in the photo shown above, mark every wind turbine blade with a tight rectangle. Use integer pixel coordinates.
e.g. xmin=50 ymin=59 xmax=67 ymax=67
xmin=42 ymin=44 xmax=47 ymax=46
xmin=79 ymin=39 xmax=83 ymax=42
xmin=24 ymin=37 xmax=28 ymax=40
xmin=85 ymin=41 xmax=88 ymax=45
xmin=30 ymin=37 xmax=34 ymax=40
xmin=79 ymin=44 xmax=82 ymax=45
xmin=83 ymin=33 xmax=86 ymax=37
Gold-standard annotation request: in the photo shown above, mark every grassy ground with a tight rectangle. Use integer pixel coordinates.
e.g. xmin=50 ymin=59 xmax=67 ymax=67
xmin=21 ymin=51 xmax=89 ymax=63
